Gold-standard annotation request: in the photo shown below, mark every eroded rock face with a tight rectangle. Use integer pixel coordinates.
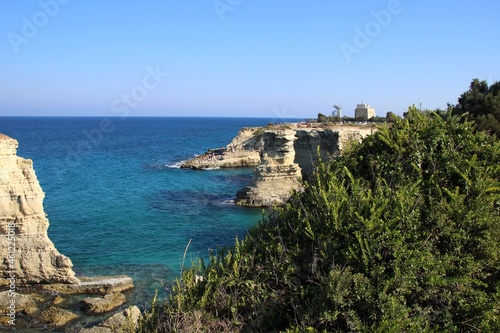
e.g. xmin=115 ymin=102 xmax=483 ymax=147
xmin=181 ymin=124 xmax=377 ymax=207
xmin=294 ymin=129 xmax=341 ymax=179
xmin=0 ymin=134 xmax=78 ymax=286
xmin=181 ymin=127 xmax=262 ymax=169
xmin=236 ymin=128 xmax=302 ymax=207
xmin=236 ymin=126 xmax=376 ymax=207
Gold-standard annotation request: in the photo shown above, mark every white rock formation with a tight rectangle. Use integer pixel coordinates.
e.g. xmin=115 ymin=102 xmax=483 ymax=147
xmin=181 ymin=127 xmax=262 ymax=169
xmin=236 ymin=126 xmax=376 ymax=207
xmin=0 ymin=134 xmax=79 ymax=285
xmin=181 ymin=124 xmax=377 ymax=207
xmin=236 ymin=128 xmax=303 ymax=207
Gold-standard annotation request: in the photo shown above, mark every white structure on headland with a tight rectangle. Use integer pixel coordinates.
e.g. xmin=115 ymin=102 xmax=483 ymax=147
xmin=355 ymin=103 xmax=376 ymax=119
xmin=332 ymin=104 xmax=342 ymax=118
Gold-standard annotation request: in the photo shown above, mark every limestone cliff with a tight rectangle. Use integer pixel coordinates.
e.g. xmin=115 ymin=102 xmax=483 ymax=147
xmin=181 ymin=123 xmax=376 ymax=207
xmin=293 ymin=128 xmax=341 ymax=179
xmin=234 ymin=125 xmax=376 ymax=207
xmin=236 ymin=128 xmax=303 ymax=207
xmin=294 ymin=127 xmax=375 ymax=179
xmin=0 ymin=134 xmax=79 ymax=285
xmin=181 ymin=127 xmax=262 ymax=169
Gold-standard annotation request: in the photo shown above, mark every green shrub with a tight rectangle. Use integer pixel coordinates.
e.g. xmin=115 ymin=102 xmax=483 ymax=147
xmin=142 ymin=107 xmax=500 ymax=332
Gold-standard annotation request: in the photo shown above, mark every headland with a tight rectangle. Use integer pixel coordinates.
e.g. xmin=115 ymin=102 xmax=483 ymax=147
xmin=181 ymin=122 xmax=377 ymax=207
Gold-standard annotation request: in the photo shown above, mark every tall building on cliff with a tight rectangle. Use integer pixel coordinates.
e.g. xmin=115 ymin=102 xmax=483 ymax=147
xmin=355 ymin=103 xmax=376 ymax=119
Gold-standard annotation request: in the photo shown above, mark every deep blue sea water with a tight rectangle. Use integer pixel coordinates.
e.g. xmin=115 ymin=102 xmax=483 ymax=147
xmin=0 ymin=116 xmax=285 ymax=304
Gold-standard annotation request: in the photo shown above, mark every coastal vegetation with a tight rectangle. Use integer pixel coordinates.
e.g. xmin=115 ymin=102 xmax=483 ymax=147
xmin=452 ymin=79 xmax=500 ymax=137
xmin=139 ymin=106 xmax=500 ymax=332
xmin=316 ymin=112 xmax=390 ymax=124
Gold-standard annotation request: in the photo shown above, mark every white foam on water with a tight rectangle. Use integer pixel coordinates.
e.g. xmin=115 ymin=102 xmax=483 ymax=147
xmin=166 ymin=161 xmax=186 ymax=169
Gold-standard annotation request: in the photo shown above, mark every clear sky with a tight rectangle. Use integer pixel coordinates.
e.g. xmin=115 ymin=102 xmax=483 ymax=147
xmin=1 ymin=0 xmax=499 ymax=118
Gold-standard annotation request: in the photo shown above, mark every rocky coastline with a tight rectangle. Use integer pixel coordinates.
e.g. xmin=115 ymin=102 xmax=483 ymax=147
xmin=0 ymin=123 xmax=376 ymax=331
xmin=180 ymin=127 xmax=263 ymax=170
xmin=182 ymin=122 xmax=377 ymax=207
xmin=0 ymin=134 xmax=137 ymax=332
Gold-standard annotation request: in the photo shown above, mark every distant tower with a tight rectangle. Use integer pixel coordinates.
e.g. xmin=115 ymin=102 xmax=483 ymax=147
xmin=332 ymin=104 xmax=342 ymax=118
xmin=355 ymin=103 xmax=376 ymax=119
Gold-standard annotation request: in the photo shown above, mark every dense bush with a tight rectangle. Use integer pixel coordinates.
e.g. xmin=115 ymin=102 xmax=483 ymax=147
xmin=141 ymin=107 xmax=500 ymax=332
xmin=452 ymin=79 xmax=500 ymax=137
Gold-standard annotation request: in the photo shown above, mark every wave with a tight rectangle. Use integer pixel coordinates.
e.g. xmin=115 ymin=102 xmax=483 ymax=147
xmin=201 ymin=167 xmax=220 ymax=171
xmin=165 ymin=161 xmax=186 ymax=169
xmin=221 ymin=199 xmax=236 ymax=205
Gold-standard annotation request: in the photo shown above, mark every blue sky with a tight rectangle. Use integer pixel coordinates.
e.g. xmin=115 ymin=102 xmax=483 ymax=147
xmin=0 ymin=0 xmax=499 ymax=118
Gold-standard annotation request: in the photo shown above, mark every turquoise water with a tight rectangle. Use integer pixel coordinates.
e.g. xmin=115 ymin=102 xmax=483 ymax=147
xmin=0 ymin=116 xmax=283 ymax=303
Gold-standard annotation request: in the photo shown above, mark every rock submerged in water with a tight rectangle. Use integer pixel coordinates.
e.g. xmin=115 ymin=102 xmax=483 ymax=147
xmin=0 ymin=290 xmax=38 ymax=316
xmin=80 ymin=292 xmax=127 ymax=314
xmin=40 ymin=306 xmax=79 ymax=327
xmin=78 ymin=305 xmax=142 ymax=333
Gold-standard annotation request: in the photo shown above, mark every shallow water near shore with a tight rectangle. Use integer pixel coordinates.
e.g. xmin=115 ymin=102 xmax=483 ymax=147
xmin=0 ymin=116 xmax=287 ymax=310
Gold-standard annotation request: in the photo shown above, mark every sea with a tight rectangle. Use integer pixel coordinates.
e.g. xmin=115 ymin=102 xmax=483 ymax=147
xmin=0 ymin=116 xmax=290 ymax=306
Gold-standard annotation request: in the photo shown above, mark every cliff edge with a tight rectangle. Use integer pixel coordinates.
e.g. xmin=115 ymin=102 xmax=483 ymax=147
xmin=0 ymin=134 xmax=79 ymax=285
xmin=235 ymin=127 xmax=302 ymax=207
xmin=236 ymin=125 xmax=375 ymax=206
xmin=182 ymin=123 xmax=377 ymax=207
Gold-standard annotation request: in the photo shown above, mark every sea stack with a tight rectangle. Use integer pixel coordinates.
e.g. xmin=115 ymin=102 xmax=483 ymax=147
xmin=236 ymin=128 xmax=303 ymax=207
xmin=0 ymin=134 xmax=79 ymax=286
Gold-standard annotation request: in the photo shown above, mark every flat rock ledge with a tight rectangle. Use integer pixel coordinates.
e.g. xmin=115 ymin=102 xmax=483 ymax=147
xmin=40 ymin=275 xmax=133 ymax=295
xmin=181 ymin=148 xmax=261 ymax=169
xmin=40 ymin=305 xmax=79 ymax=327
xmin=80 ymin=292 xmax=127 ymax=314
xmin=181 ymin=126 xmax=263 ymax=170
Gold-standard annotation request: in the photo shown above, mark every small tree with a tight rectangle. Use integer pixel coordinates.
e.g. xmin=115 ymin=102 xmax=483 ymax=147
xmin=452 ymin=78 xmax=500 ymax=136
xmin=385 ymin=111 xmax=399 ymax=123
xmin=317 ymin=112 xmax=328 ymax=123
